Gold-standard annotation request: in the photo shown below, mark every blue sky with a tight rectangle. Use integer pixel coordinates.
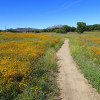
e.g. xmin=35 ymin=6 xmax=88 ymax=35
xmin=0 ymin=0 xmax=100 ymax=29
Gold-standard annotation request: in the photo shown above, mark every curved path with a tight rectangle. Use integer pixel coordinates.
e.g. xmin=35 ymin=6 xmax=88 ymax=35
xmin=57 ymin=39 xmax=100 ymax=100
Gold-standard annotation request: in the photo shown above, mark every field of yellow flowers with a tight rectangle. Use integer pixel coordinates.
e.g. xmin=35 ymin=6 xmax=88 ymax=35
xmin=69 ymin=32 xmax=100 ymax=93
xmin=80 ymin=35 xmax=100 ymax=60
xmin=0 ymin=31 xmax=100 ymax=99
xmin=0 ymin=32 xmax=64 ymax=100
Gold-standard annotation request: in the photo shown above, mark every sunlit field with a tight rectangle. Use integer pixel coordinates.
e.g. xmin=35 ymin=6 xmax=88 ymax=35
xmin=68 ymin=32 xmax=100 ymax=92
xmin=0 ymin=32 xmax=100 ymax=100
xmin=0 ymin=32 xmax=64 ymax=100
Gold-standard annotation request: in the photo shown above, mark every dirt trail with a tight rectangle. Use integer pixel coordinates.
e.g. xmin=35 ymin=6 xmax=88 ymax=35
xmin=57 ymin=39 xmax=100 ymax=100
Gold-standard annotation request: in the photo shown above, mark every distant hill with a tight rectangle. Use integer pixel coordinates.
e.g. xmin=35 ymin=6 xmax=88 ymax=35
xmin=6 ymin=28 xmax=37 ymax=32
xmin=47 ymin=25 xmax=63 ymax=29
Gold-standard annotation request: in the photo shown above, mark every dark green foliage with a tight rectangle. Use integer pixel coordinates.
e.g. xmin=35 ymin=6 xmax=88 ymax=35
xmin=41 ymin=29 xmax=49 ymax=32
xmin=62 ymin=25 xmax=70 ymax=32
xmin=41 ymin=28 xmax=60 ymax=32
xmin=70 ymin=27 xmax=76 ymax=32
xmin=34 ymin=30 xmax=40 ymax=33
xmin=0 ymin=30 xmax=3 ymax=32
xmin=26 ymin=29 xmax=41 ymax=33
xmin=41 ymin=26 xmax=76 ymax=33
xmin=77 ymin=22 xmax=86 ymax=33
xmin=85 ymin=24 xmax=100 ymax=31
xmin=56 ymin=29 xmax=66 ymax=33
xmin=93 ymin=24 xmax=100 ymax=30
xmin=6 ymin=29 xmax=22 ymax=33
xmin=55 ymin=26 xmax=76 ymax=33
xmin=86 ymin=25 xmax=94 ymax=31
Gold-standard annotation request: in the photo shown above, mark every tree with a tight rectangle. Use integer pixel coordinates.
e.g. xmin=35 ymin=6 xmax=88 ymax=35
xmin=77 ymin=22 xmax=86 ymax=33
xmin=70 ymin=27 xmax=76 ymax=32
xmin=62 ymin=25 xmax=70 ymax=32
xmin=56 ymin=29 xmax=66 ymax=33
xmin=86 ymin=25 xmax=93 ymax=31
xmin=93 ymin=24 xmax=100 ymax=30
xmin=41 ymin=29 xmax=49 ymax=32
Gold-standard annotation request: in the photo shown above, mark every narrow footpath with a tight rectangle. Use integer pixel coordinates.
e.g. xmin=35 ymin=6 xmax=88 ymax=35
xmin=57 ymin=39 xmax=100 ymax=100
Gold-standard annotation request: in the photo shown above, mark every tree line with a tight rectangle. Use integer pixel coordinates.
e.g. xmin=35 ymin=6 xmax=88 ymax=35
xmin=0 ymin=22 xmax=100 ymax=33
xmin=41 ymin=22 xmax=100 ymax=33
xmin=76 ymin=22 xmax=100 ymax=33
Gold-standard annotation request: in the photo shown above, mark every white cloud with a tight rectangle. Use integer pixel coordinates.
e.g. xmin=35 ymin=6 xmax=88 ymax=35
xmin=62 ymin=0 xmax=83 ymax=9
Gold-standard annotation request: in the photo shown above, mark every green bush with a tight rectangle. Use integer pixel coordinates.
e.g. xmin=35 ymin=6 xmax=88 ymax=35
xmin=56 ymin=29 xmax=66 ymax=33
xmin=77 ymin=22 xmax=86 ymax=33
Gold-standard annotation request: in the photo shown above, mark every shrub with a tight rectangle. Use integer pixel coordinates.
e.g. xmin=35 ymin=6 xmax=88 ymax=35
xmin=77 ymin=22 xmax=86 ymax=33
xmin=56 ymin=29 xmax=66 ymax=33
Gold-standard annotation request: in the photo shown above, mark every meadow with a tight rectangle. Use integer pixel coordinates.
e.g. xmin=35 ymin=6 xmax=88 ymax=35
xmin=0 ymin=32 xmax=64 ymax=100
xmin=68 ymin=31 xmax=100 ymax=92
xmin=0 ymin=31 xmax=100 ymax=100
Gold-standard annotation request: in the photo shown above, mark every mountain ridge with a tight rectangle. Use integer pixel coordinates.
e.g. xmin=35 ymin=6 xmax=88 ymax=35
xmin=47 ymin=24 xmax=63 ymax=29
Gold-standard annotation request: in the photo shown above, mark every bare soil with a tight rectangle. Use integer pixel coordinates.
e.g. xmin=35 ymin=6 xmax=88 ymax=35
xmin=57 ymin=39 xmax=100 ymax=100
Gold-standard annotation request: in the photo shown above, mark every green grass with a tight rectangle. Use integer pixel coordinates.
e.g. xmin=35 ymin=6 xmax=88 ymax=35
xmin=68 ymin=33 xmax=100 ymax=92
xmin=84 ymin=31 xmax=100 ymax=36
